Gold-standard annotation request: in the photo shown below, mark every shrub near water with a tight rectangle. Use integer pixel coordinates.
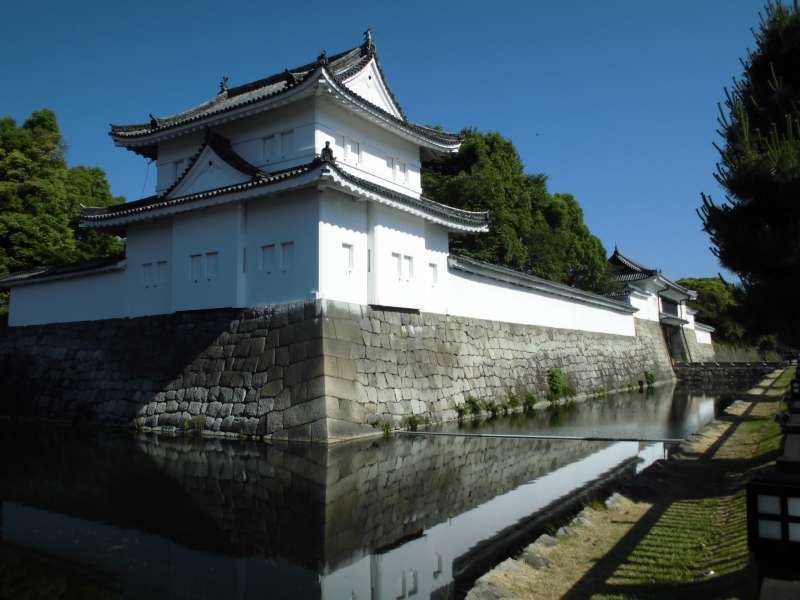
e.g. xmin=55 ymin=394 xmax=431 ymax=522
xmin=547 ymin=368 xmax=575 ymax=400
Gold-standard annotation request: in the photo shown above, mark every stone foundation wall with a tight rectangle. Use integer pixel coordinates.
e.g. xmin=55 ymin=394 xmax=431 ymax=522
xmin=0 ymin=302 xmax=338 ymax=441
xmin=0 ymin=300 xmax=675 ymax=441
xmin=321 ymin=302 xmax=675 ymax=431
xmin=682 ymin=328 xmax=716 ymax=362
xmin=674 ymin=362 xmax=785 ymax=391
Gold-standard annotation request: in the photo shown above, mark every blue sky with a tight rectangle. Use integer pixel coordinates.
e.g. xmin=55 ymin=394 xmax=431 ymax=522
xmin=0 ymin=0 xmax=768 ymax=280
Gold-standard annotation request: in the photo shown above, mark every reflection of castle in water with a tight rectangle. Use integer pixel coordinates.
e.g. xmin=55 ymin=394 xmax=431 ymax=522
xmin=0 ymin=414 xmax=679 ymax=598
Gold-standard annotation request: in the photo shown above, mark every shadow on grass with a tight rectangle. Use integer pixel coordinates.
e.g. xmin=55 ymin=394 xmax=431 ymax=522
xmin=561 ymin=392 xmax=785 ymax=600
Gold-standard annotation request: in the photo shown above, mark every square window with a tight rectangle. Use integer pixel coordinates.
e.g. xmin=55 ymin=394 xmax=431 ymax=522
xmin=349 ymin=140 xmax=360 ymax=164
xmin=342 ymin=242 xmax=354 ymax=274
xmin=206 ymin=252 xmax=218 ymax=281
xmin=758 ymin=494 xmax=781 ymax=515
xmin=386 ymin=156 xmax=394 ymax=176
xmin=397 ymin=161 xmax=407 ymax=182
xmin=190 ymin=255 xmax=202 ymax=283
xmin=758 ymin=519 xmax=782 ymax=540
xmin=261 ymin=244 xmax=275 ymax=274
xmin=281 ymin=241 xmax=294 ymax=271
xmin=788 ymin=497 xmax=800 ymax=517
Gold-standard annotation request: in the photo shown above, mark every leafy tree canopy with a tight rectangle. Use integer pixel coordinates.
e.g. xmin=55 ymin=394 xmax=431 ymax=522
xmin=676 ymin=276 xmax=746 ymax=342
xmin=0 ymin=109 xmax=123 ymax=317
xmin=699 ymin=1 xmax=800 ymax=347
xmin=423 ymin=130 xmax=614 ymax=293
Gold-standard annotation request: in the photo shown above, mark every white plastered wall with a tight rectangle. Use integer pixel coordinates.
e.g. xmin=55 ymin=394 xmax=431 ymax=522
xmin=171 ymin=203 xmax=242 ymax=312
xmin=8 ymin=270 xmax=127 ymax=326
xmin=695 ymin=328 xmax=713 ymax=345
xmin=315 ymin=100 xmax=421 ymax=197
xmin=445 ymin=270 xmax=636 ymax=336
xmin=155 ymin=100 xmax=317 ymax=194
xmin=244 ymin=190 xmax=320 ymax=306
xmin=318 ymin=189 xmax=368 ymax=305
xmin=628 ymin=292 xmax=660 ymax=322
xmin=126 ymin=220 xmax=173 ymax=317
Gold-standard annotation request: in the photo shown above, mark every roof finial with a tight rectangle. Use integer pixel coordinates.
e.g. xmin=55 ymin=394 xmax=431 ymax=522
xmin=219 ymin=76 xmax=229 ymax=94
xmin=363 ymin=28 xmax=374 ymax=52
xmin=316 ymin=50 xmax=328 ymax=67
xmin=321 ymin=140 xmax=335 ymax=163
xmin=283 ymin=69 xmax=297 ymax=85
xmin=148 ymin=113 xmax=158 ymax=129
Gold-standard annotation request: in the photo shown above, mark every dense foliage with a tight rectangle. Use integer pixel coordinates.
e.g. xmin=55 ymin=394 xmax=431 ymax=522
xmin=423 ymin=130 xmax=614 ymax=293
xmin=699 ymin=2 xmax=800 ymax=347
xmin=676 ymin=276 xmax=746 ymax=343
xmin=0 ymin=109 xmax=123 ymax=317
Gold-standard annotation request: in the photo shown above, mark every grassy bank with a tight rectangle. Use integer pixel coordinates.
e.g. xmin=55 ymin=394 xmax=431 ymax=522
xmin=469 ymin=367 xmax=793 ymax=600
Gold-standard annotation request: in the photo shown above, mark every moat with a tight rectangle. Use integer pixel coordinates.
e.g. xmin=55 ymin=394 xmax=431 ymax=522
xmin=0 ymin=384 xmax=735 ymax=599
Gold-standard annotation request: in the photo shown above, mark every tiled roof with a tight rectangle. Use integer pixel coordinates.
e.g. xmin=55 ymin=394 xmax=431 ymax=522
xmin=0 ymin=255 xmax=125 ymax=290
xmin=80 ymin=152 xmax=489 ymax=232
xmin=109 ymin=34 xmax=460 ymax=152
xmin=607 ymin=247 xmax=695 ymax=299
xmin=608 ymin=247 xmax=658 ymax=279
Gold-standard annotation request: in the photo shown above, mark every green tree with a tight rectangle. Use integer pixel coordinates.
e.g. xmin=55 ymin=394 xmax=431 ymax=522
xmin=676 ymin=276 xmax=745 ymax=343
xmin=699 ymin=2 xmax=800 ymax=347
xmin=0 ymin=110 xmax=123 ymax=318
xmin=423 ymin=130 xmax=614 ymax=293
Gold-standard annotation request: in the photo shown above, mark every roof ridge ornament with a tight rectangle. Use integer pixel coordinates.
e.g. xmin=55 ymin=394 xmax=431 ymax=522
xmin=316 ymin=50 xmax=328 ymax=67
xmin=219 ymin=76 xmax=229 ymax=95
xmin=148 ymin=113 xmax=159 ymax=129
xmin=363 ymin=28 xmax=374 ymax=53
xmin=320 ymin=140 xmax=335 ymax=163
xmin=283 ymin=69 xmax=298 ymax=85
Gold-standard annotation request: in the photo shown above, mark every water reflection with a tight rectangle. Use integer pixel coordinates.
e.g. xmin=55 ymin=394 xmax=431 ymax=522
xmin=0 ymin=386 xmax=727 ymax=599
xmin=441 ymin=383 xmax=727 ymax=441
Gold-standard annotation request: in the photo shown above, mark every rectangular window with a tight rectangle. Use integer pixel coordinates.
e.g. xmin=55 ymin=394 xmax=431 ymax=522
xmin=206 ymin=252 xmax=218 ymax=281
xmin=334 ymin=134 xmax=345 ymax=157
xmin=397 ymin=161 xmax=407 ymax=182
xmin=242 ymin=247 xmax=247 ymax=273
xmin=157 ymin=261 xmax=168 ymax=285
xmin=403 ymin=255 xmax=414 ymax=281
xmin=342 ymin=242 xmax=354 ymax=275
xmin=280 ymin=241 xmax=294 ymax=271
xmin=190 ymin=254 xmax=203 ymax=283
xmin=262 ymin=136 xmax=276 ymax=162
xmin=386 ymin=156 xmax=394 ymax=176
xmin=367 ymin=248 xmax=371 ymax=273
xmin=429 ymin=262 xmax=438 ymax=286
xmin=261 ymin=244 xmax=275 ymax=274
xmin=392 ymin=252 xmax=402 ymax=280
xmin=349 ymin=140 xmax=360 ymax=164
xmin=280 ymin=131 xmax=293 ymax=158
xmin=142 ymin=262 xmax=153 ymax=287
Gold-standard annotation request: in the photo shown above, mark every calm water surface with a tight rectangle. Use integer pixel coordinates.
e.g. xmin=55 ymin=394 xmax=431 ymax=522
xmin=0 ymin=385 xmax=732 ymax=599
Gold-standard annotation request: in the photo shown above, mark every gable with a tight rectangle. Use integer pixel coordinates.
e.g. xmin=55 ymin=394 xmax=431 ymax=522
xmin=167 ymin=144 xmax=253 ymax=199
xmin=342 ymin=58 xmax=403 ymax=119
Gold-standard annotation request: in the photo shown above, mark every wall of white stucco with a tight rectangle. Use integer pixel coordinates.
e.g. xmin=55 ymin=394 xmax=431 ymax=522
xmin=8 ymin=270 xmax=127 ymax=326
xmin=445 ymin=270 xmax=636 ymax=336
xmin=315 ymin=100 xmax=422 ymax=197
xmin=244 ymin=190 xmax=319 ymax=306
xmin=695 ymin=328 xmax=713 ymax=345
